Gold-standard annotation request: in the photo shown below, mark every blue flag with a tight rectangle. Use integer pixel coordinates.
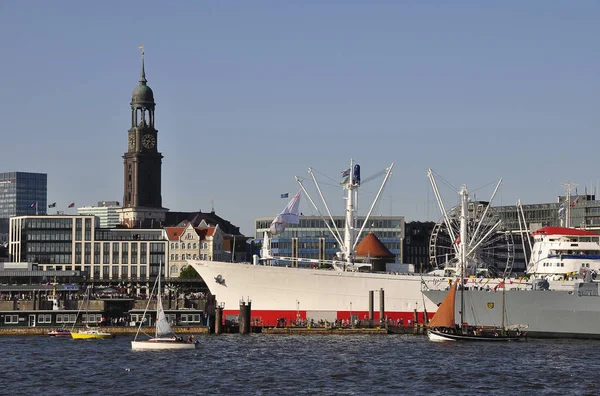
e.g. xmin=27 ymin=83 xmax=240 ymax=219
xmin=280 ymin=193 xmax=289 ymax=198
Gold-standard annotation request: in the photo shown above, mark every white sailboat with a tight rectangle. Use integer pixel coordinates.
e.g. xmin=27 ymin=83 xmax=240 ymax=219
xmin=131 ymin=262 xmax=199 ymax=350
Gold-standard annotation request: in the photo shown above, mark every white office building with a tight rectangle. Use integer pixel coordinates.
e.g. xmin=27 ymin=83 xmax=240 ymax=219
xmin=77 ymin=201 xmax=121 ymax=228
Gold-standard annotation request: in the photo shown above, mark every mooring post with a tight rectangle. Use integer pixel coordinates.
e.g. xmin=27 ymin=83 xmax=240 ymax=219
xmin=215 ymin=306 xmax=223 ymax=334
xmin=379 ymin=288 xmax=385 ymax=325
xmin=368 ymin=290 xmax=374 ymax=323
xmin=239 ymin=300 xmax=252 ymax=334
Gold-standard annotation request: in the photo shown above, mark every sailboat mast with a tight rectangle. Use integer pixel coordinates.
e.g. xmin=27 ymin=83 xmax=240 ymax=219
xmin=156 ymin=261 xmax=162 ymax=339
xmin=501 ymin=277 xmax=506 ymax=334
xmin=459 ymin=185 xmax=469 ymax=328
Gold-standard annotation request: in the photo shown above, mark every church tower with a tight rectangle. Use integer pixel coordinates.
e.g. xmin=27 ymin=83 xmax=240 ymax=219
xmin=118 ymin=49 xmax=167 ymax=228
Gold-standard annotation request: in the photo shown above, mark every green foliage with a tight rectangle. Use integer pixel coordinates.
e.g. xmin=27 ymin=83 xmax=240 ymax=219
xmin=179 ymin=265 xmax=200 ymax=279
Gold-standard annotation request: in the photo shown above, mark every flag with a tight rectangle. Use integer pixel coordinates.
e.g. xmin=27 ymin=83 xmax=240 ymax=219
xmin=558 ymin=204 xmax=565 ymax=219
xmin=493 ymin=280 xmax=505 ymax=292
xmin=571 ymin=196 xmax=580 ymax=206
xmin=341 ymin=168 xmax=351 ymax=178
xmin=48 ymin=202 xmax=56 ymax=208
xmin=68 ymin=202 xmax=75 ymax=208
xmin=340 ymin=176 xmax=349 ymax=185
xmin=30 ymin=202 xmax=36 ymax=208
xmin=453 ymin=235 xmax=461 ymax=245
xmin=280 ymin=193 xmax=288 ymax=199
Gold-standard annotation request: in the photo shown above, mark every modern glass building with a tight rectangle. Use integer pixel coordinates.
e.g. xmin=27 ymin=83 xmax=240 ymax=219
xmin=254 ymin=215 xmax=405 ymax=266
xmin=8 ymin=215 xmax=166 ymax=290
xmin=0 ymin=172 xmax=47 ymax=235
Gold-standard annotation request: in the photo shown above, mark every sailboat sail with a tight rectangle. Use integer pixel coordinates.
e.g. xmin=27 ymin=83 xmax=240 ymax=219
xmin=428 ymin=281 xmax=458 ymax=328
xmin=270 ymin=191 xmax=301 ymax=234
xmin=155 ymin=296 xmax=174 ymax=338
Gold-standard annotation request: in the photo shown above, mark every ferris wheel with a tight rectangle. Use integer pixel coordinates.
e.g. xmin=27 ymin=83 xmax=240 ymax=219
xmin=428 ymin=204 xmax=515 ymax=276
xmin=426 ymin=170 xmax=515 ymax=277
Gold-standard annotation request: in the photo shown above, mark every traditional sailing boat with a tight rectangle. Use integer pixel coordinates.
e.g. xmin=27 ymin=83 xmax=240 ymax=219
xmin=427 ymin=184 xmax=524 ymax=342
xmin=131 ymin=261 xmax=199 ymax=350
xmin=71 ymin=286 xmax=113 ymax=339
xmin=427 ymin=280 xmax=524 ymax=342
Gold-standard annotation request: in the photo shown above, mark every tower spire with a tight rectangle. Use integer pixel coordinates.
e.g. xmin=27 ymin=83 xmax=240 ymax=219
xmin=138 ymin=45 xmax=147 ymax=85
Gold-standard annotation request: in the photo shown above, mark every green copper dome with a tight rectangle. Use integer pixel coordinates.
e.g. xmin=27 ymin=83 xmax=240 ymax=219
xmin=131 ymin=53 xmax=155 ymax=107
xmin=131 ymin=83 xmax=154 ymax=105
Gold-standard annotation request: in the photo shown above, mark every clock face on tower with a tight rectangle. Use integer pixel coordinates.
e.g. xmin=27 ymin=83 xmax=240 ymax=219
xmin=142 ymin=134 xmax=155 ymax=149
xmin=128 ymin=135 xmax=135 ymax=150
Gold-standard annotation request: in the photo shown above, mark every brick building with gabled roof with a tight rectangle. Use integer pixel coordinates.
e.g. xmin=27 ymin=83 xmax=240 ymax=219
xmin=164 ymin=222 xmax=224 ymax=277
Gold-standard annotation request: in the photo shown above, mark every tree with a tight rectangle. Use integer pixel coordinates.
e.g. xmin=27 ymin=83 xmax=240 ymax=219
xmin=179 ymin=265 xmax=200 ymax=279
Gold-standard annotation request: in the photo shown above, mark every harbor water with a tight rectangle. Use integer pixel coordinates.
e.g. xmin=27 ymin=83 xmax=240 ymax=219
xmin=1 ymin=334 xmax=597 ymax=395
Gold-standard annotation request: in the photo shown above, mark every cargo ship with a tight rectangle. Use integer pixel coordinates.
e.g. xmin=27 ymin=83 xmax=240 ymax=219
xmin=188 ymin=163 xmax=517 ymax=327
xmin=189 ymin=161 xmax=442 ymax=326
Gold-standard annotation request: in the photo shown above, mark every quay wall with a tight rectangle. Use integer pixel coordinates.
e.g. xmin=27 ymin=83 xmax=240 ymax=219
xmin=0 ymin=326 xmax=210 ymax=336
xmin=262 ymin=327 xmax=389 ymax=335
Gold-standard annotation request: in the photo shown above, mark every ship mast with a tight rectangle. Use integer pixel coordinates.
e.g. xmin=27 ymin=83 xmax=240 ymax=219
xmin=501 ymin=276 xmax=506 ymax=334
xmin=343 ymin=159 xmax=355 ymax=264
xmin=458 ymin=185 xmax=469 ymax=329
xmin=298 ymin=160 xmax=393 ymax=268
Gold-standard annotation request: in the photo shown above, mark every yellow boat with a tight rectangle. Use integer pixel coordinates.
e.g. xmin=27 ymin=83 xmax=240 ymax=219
xmin=71 ymin=328 xmax=113 ymax=339
xmin=71 ymin=285 xmax=113 ymax=339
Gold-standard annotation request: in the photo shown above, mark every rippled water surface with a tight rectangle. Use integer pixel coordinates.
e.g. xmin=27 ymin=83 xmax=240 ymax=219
xmin=1 ymin=334 xmax=598 ymax=395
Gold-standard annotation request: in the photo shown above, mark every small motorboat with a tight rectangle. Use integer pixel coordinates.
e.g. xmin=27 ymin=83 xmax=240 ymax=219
xmin=48 ymin=328 xmax=72 ymax=337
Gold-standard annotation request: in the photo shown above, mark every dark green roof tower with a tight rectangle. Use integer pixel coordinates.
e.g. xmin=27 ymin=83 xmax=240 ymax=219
xmin=119 ymin=47 xmax=167 ymax=228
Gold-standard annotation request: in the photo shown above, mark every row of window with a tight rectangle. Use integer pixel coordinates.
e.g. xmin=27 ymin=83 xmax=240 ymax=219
xmin=129 ymin=313 xmax=203 ymax=324
xmin=57 ymin=314 xmax=77 ymax=323
xmin=170 ymin=242 xmax=209 ymax=250
xmin=255 ymin=218 xmax=403 ymax=230
xmin=170 ymin=254 xmax=210 ymax=260
xmin=26 ymin=231 xmax=73 ymax=241
xmin=23 ymin=218 xmax=73 ymax=229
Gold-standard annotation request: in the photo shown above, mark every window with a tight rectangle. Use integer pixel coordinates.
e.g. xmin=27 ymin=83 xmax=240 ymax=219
xmin=38 ymin=314 xmax=52 ymax=324
xmin=4 ymin=315 xmax=19 ymax=324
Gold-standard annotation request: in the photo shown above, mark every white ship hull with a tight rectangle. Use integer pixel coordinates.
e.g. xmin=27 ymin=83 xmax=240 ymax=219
xmin=189 ymin=260 xmax=439 ymax=326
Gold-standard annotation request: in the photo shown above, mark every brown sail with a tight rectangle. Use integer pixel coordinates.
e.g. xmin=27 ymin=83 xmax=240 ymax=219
xmin=428 ymin=281 xmax=457 ymax=328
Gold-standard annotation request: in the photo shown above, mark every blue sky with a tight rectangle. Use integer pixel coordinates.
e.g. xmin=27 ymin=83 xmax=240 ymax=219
xmin=1 ymin=1 xmax=599 ymax=235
